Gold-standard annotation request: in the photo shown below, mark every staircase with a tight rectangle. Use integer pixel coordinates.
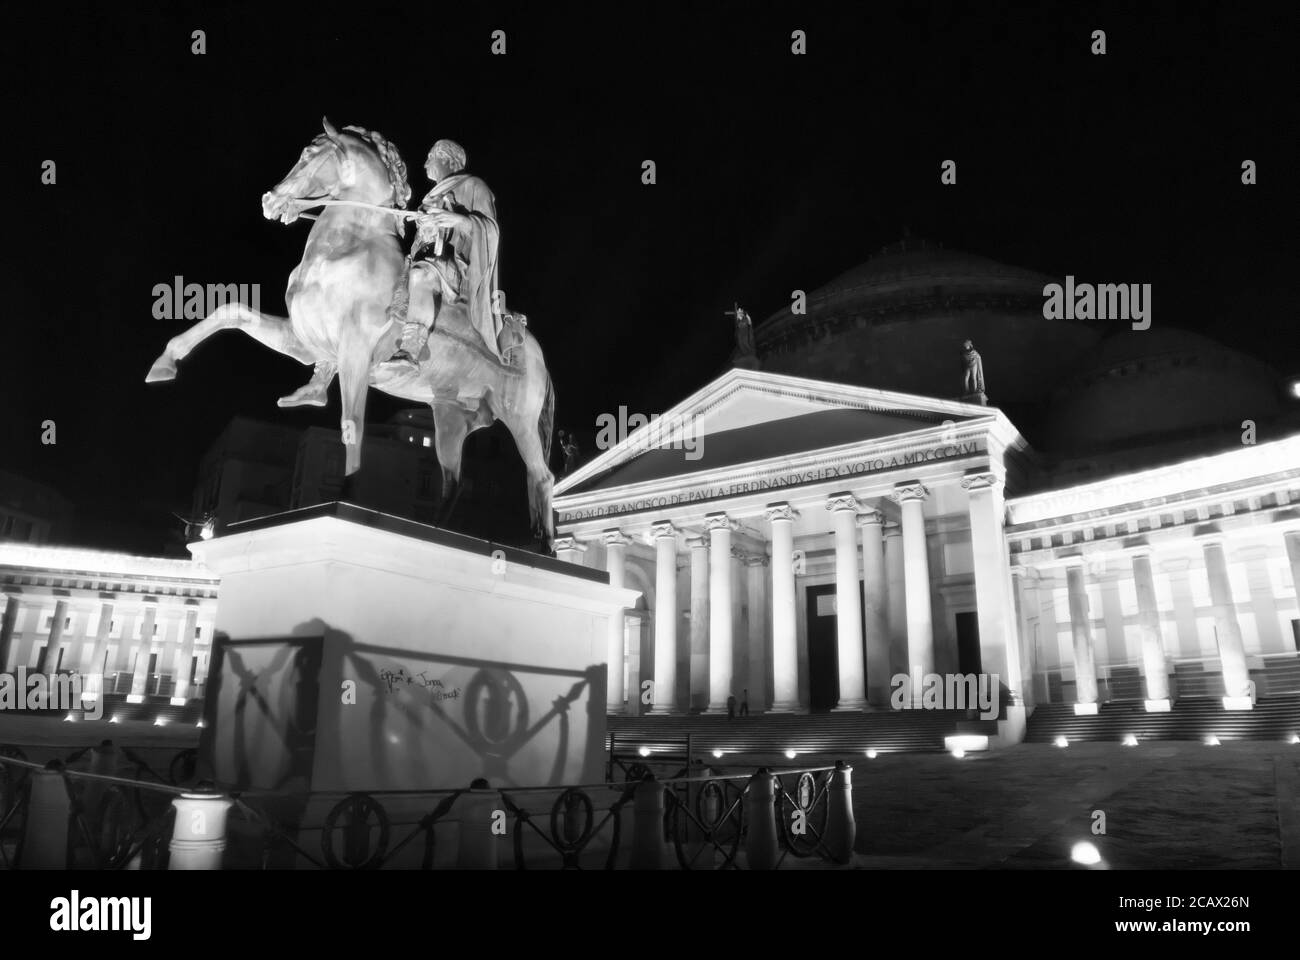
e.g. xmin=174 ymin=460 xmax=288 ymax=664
xmin=607 ymin=709 xmax=973 ymax=757
xmin=1024 ymin=695 xmax=1300 ymax=744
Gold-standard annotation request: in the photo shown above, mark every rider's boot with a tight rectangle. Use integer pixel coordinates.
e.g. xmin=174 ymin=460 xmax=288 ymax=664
xmin=381 ymin=320 xmax=428 ymax=372
xmin=278 ymin=361 xmax=336 ymax=408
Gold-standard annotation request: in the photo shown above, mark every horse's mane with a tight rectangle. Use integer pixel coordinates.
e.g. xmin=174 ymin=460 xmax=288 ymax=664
xmin=342 ymin=125 xmax=411 ymax=210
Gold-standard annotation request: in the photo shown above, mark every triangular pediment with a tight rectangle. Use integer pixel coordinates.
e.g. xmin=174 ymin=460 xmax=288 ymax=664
xmin=555 ymin=368 xmax=1008 ymax=498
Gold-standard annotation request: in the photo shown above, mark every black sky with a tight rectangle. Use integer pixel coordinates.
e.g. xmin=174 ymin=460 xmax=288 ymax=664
xmin=2 ymin=0 xmax=1295 ymax=552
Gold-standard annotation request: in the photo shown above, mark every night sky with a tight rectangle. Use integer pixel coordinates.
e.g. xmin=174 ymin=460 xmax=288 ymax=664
xmin=3 ymin=1 xmax=1295 ymax=552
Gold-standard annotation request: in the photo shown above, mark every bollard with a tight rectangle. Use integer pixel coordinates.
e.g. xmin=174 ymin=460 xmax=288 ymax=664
xmin=22 ymin=761 xmax=72 ymax=869
xmin=823 ymin=760 xmax=856 ymax=864
xmin=456 ymin=778 xmax=499 ymax=870
xmin=629 ymin=775 xmax=666 ymax=869
xmin=744 ymin=768 xmax=779 ymax=870
xmin=168 ymin=791 xmax=234 ymax=869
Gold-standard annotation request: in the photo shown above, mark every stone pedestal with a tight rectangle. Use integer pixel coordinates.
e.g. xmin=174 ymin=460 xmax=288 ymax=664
xmin=191 ymin=503 xmax=640 ymax=795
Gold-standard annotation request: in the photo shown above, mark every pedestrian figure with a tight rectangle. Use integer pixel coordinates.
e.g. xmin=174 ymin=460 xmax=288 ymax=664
xmin=740 ymin=688 xmax=749 ymax=717
xmin=726 ymin=694 xmax=737 ymax=720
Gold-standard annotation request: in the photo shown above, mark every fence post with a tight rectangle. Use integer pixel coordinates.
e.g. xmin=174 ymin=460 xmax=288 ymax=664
xmin=22 ymin=760 xmax=71 ymax=869
xmin=629 ymin=775 xmax=665 ymax=869
xmin=744 ymin=767 xmax=779 ymax=870
xmin=82 ymin=740 xmax=116 ymax=831
xmin=169 ymin=789 xmax=233 ymax=869
xmin=456 ymin=778 xmax=498 ymax=870
xmin=824 ymin=760 xmax=856 ymax=864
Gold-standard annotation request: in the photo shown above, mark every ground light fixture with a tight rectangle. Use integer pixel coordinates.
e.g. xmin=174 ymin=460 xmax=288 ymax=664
xmin=1122 ymin=734 xmax=1139 ymax=746
xmin=865 ymin=749 xmax=877 ymax=759
xmin=1071 ymin=841 xmax=1103 ymax=866
xmin=785 ymin=749 xmax=798 ymax=760
xmin=638 ymin=746 xmax=651 ymax=757
xmin=1054 ymin=736 xmax=1069 ymax=748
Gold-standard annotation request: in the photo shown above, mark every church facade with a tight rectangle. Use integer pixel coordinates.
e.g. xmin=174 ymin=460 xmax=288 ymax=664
xmin=552 ymin=240 xmax=1300 ymax=738
xmin=552 ymin=368 xmax=1300 ymax=735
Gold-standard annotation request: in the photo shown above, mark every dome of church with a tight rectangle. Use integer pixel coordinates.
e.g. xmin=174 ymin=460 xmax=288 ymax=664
xmin=753 ymin=239 xmax=1106 ymax=410
xmin=1043 ymin=327 xmax=1286 ymax=452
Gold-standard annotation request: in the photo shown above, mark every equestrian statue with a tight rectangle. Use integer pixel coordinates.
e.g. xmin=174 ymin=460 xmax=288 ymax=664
xmin=146 ymin=118 xmax=556 ymax=543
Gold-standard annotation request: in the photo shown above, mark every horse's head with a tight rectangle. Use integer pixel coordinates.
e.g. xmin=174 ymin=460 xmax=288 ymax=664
xmin=261 ymin=117 xmax=410 ymax=224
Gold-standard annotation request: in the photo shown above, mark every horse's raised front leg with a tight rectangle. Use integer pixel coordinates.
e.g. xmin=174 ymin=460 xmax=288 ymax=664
xmin=145 ymin=303 xmax=316 ymax=382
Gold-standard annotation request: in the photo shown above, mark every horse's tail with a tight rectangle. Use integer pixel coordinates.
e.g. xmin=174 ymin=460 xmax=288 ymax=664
xmin=538 ymin=372 xmax=555 ymax=467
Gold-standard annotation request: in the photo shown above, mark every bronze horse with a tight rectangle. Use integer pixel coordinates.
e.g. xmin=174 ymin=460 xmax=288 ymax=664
xmin=146 ymin=120 xmax=556 ymax=541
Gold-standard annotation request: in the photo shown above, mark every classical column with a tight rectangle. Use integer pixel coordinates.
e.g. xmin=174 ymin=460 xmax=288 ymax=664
xmin=1009 ymin=567 xmax=1036 ymax=709
xmin=823 ymin=494 xmax=866 ymax=711
xmin=893 ymin=482 xmax=933 ymax=701
xmin=1128 ymin=547 xmax=1171 ymax=710
xmin=553 ymin=536 xmax=587 ymax=566
xmin=744 ymin=555 xmax=769 ymax=713
xmin=45 ymin=599 xmax=68 ymax=673
xmin=883 ymin=522 xmax=907 ymax=682
xmin=649 ymin=521 xmax=679 ymax=714
xmin=961 ymin=471 xmax=1017 ymax=703
xmin=705 ymin=513 xmax=736 ymax=713
xmin=158 ymin=613 xmax=182 ymax=699
xmin=857 ymin=510 xmax=889 ymax=707
xmin=171 ymin=607 xmax=201 ymax=705
xmin=83 ymin=601 xmax=115 ymax=702
xmin=766 ymin=502 xmax=801 ymax=713
xmin=688 ymin=534 xmax=710 ymax=710
xmin=1284 ymin=530 xmax=1300 ymax=608
xmin=602 ymin=529 xmax=631 ymax=714
xmin=128 ymin=604 xmax=158 ymax=702
xmin=1199 ymin=534 xmax=1253 ymax=708
xmin=1064 ymin=559 xmax=1100 ymax=713
xmin=0 ymin=595 xmax=19 ymax=673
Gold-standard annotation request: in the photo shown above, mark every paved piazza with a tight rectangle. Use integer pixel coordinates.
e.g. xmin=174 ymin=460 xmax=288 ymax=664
xmin=846 ymin=742 xmax=1300 ymax=869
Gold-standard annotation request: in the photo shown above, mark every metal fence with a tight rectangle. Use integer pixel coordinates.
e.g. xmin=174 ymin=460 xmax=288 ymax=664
xmin=0 ymin=741 xmax=857 ymax=870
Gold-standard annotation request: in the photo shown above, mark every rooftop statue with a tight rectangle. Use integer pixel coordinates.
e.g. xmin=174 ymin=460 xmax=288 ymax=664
xmin=146 ymin=119 xmax=557 ymax=543
xmin=961 ymin=338 xmax=987 ymax=404
xmin=726 ymin=302 xmax=757 ymax=359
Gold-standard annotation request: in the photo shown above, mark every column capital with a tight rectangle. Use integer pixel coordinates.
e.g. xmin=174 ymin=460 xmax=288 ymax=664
xmin=649 ymin=520 xmax=677 ymax=541
xmin=1122 ymin=539 xmax=1155 ymax=559
xmin=686 ymin=533 xmax=710 ymax=550
xmin=765 ymin=502 xmax=800 ymax=524
xmin=704 ymin=512 xmax=736 ymax=533
xmin=1196 ymin=530 xmax=1228 ymax=549
xmin=825 ymin=492 xmax=862 ymax=513
xmin=601 ymin=528 xmax=632 ymax=548
xmin=959 ymin=470 xmax=1001 ymax=492
xmin=553 ymin=535 xmax=587 ymax=555
xmin=882 ymin=520 xmax=902 ymax=538
xmin=741 ymin=553 xmax=770 ymax=568
xmin=857 ymin=508 xmax=885 ymax=527
xmin=891 ymin=480 xmax=929 ymax=503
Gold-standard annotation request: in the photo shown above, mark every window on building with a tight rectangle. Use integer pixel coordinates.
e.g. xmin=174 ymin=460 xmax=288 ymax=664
xmin=422 ymin=436 xmax=432 ymax=448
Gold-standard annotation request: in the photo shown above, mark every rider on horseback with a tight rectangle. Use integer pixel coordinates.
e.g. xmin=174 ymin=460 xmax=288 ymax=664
xmin=278 ymin=138 xmax=525 ymax=409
